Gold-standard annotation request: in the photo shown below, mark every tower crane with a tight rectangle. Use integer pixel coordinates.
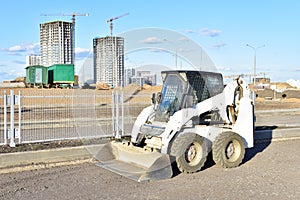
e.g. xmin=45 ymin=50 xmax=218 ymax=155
xmin=41 ymin=13 xmax=89 ymax=64
xmin=224 ymin=72 xmax=265 ymax=79
xmin=106 ymin=13 xmax=129 ymax=36
xmin=224 ymin=72 xmax=268 ymax=86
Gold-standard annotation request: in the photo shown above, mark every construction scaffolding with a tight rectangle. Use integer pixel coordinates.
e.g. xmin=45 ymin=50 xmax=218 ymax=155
xmin=93 ymin=36 xmax=124 ymax=87
xmin=40 ymin=21 xmax=73 ymax=66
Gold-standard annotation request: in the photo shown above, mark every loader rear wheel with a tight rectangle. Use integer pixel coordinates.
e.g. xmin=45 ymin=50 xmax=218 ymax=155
xmin=171 ymin=133 xmax=207 ymax=173
xmin=212 ymin=132 xmax=245 ymax=168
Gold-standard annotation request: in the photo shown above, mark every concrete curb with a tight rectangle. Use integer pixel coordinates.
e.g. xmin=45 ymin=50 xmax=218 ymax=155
xmin=1 ymin=128 xmax=299 ymax=173
xmin=255 ymin=127 xmax=300 ymax=141
xmin=255 ymin=108 xmax=300 ymax=114
xmin=0 ymin=144 xmax=105 ymax=173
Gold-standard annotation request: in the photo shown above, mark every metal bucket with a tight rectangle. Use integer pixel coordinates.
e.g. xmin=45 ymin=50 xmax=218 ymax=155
xmin=95 ymin=141 xmax=172 ymax=182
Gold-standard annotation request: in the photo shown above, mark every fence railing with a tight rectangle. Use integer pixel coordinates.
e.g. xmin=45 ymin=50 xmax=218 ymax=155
xmin=1 ymin=90 xmax=21 ymax=147
xmin=0 ymin=89 xmax=152 ymax=147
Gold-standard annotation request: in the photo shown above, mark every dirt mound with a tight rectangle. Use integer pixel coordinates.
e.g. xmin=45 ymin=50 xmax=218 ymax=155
xmin=12 ymin=77 xmax=26 ymax=83
xmin=270 ymin=82 xmax=294 ymax=90
xmin=141 ymin=84 xmax=162 ymax=92
xmin=96 ymin=82 xmax=110 ymax=90
xmin=122 ymin=83 xmax=142 ymax=93
xmin=281 ymin=89 xmax=300 ymax=98
xmin=142 ymin=84 xmax=152 ymax=90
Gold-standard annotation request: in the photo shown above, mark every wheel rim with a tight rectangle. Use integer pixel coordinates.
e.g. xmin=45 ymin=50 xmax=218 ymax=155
xmin=185 ymin=142 xmax=202 ymax=166
xmin=225 ymin=139 xmax=241 ymax=162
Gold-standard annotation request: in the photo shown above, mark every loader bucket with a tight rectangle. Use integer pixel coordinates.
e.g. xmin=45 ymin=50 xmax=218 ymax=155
xmin=94 ymin=141 xmax=173 ymax=182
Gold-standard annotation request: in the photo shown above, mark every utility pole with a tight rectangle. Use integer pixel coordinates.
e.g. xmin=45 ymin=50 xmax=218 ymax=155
xmin=246 ymin=44 xmax=265 ymax=87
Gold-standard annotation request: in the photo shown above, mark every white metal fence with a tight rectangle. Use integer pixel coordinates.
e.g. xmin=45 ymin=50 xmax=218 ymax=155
xmin=0 ymin=89 xmax=151 ymax=147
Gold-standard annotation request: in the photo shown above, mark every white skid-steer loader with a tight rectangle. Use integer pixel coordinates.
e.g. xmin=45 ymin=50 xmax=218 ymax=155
xmin=96 ymin=70 xmax=255 ymax=182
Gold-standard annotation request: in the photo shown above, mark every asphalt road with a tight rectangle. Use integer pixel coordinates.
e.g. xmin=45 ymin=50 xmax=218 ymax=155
xmin=0 ymin=139 xmax=299 ymax=200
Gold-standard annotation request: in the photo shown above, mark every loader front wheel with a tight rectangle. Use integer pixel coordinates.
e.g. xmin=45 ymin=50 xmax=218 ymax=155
xmin=212 ymin=132 xmax=245 ymax=168
xmin=171 ymin=133 xmax=207 ymax=173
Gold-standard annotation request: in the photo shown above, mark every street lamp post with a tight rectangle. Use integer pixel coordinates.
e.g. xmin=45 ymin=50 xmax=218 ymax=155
xmin=163 ymin=38 xmax=178 ymax=69
xmin=246 ymin=44 xmax=265 ymax=87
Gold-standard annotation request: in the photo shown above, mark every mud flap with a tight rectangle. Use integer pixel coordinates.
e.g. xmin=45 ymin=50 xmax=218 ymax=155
xmin=94 ymin=141 xmax=173 ymax=182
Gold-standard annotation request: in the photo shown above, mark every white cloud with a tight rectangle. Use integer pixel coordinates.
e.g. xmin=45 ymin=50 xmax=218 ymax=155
xmin=200 ymin=28 xmax=222 ymax=37
xmin=211 ymin=42 xmax=227 ymax=49
xmin=8 ymin=69 xmax=23 ymax=77
xmin=75 ymin=47 xmax=91 ymax=60
xmin=0 ymin=69 xmax=25 ymax=82
xmin=140 ymin=37 xmax=163 ymax=44
xmin=8 ymin=45 xmax=23 ymax=52
xmin=217 ymin=66 xmax=231 ymax=71
xmin=2 ymin=43 xmax=40 ymax=55
xmin=184 ymin=29 xmax=196 ymax=34
xmin=75 ymin=47 xmax=91 ymax=54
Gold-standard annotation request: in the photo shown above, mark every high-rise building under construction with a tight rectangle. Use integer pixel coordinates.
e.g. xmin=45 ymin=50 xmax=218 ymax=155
xmin=26 ymin=54 xmax=42 ymax=66
xmin=93 ymin=36 xmax=124 ymax=87
xmin=40 ymin=21 xmax=73 ymax=66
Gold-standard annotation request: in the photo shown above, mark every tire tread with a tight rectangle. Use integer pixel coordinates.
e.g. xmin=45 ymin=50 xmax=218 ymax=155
xmin=212 ymin=132 xmax=245 ymax=168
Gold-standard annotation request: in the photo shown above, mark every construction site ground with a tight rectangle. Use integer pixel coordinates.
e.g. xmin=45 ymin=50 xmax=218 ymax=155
xmin=0 ymin=139 xmax=299 ymax=199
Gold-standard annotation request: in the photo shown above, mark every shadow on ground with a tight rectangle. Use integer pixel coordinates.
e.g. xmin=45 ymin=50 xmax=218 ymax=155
xmin=243 ymin=125 xmax=278 ymax=163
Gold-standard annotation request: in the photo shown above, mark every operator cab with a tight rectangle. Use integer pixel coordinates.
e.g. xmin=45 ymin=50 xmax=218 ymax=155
xmin=153 ymin=70 xmax=224 ymax=122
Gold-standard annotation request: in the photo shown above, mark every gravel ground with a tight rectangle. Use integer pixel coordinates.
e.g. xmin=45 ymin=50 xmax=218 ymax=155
xmin=0 ymin=139 xmax=299 ymax=200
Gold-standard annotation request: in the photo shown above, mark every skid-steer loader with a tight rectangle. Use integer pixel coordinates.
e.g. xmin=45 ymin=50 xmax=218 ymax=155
xmin=96 ymin=70 xmax=254 ymax=182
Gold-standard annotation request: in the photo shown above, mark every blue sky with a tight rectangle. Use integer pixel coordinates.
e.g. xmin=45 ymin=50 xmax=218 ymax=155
xmin=1 ymin=0 xmax=300 ymax=83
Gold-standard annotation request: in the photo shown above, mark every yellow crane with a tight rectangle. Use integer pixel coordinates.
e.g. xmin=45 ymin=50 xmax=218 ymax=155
xmin=106 ymin=13 xmax=129 ymax=36
xmin=41 ymin=13 xmax=89 ymax=64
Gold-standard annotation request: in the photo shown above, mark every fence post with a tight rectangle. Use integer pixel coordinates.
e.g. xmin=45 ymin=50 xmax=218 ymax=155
xmin=4 ymin=91 xmax=7 ymax=145
xmin=115 ymin=91 xmax=121 ymax=139
xmin=18 ymin=91 xmax=21 ymax=144
xmin=112 ymin=90 xmax=115 ymax=136
xmin=9 ymin=90 xmax=15 ymax=147
xmin=121 ymin=91 xmax=124 ymax=137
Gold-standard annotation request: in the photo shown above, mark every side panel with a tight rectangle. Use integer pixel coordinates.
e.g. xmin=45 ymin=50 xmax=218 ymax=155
xmin=35 ymin=68 xmax=42 ymax=84
xmin=42 ymin=67 xmax=48 ymax=84
xmin=160 ymin=93 xmax=226 ymax=154
xmin=52 ymin=65 xmax=74 ymax=83
xmin=131 ymin=105 xmax=155 ymax=143
xmin=25 ymin=67 xmax=31 ymax=84
xmin=25 ymin=66 xmax=47 ymax=85
xmin=232 ymin=97 xmax=254 ymax=148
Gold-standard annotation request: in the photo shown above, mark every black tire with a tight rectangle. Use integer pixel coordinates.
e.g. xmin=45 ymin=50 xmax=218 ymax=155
xmin=171 ymin=133 xmax=208 ymax=173
xmin=212 ymin=132 xmax=245 ymax=168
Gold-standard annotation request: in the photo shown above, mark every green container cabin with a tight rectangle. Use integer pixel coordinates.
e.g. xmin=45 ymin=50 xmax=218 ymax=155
xmin=47 ymin=64 xmax=74 ymax=86
xmin=25 ymin=65 xmax=48 ymax=87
